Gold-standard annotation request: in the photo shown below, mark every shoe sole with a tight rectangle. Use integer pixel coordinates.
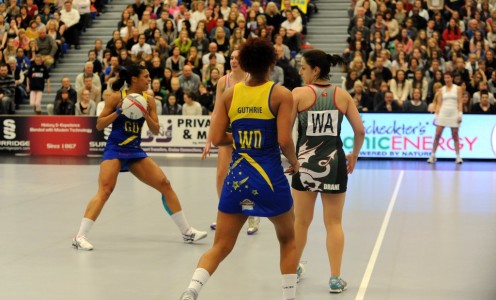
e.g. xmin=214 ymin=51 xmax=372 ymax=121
xmin=329 ymin=287 xmax=347 ymax=293
xmin=184 ymin=233 xmax=208 ymax=244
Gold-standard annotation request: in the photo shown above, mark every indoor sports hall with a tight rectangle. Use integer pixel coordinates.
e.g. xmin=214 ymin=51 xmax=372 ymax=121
xmin=0 ymin=156 xmax=494 ymax=300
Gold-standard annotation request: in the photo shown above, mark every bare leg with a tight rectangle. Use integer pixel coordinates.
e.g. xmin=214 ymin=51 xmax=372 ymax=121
xmin=268 ymin=209 xmax=297 ymax=274
xmin=83 ymin=159 xmax=121 ymax=220
xmin=431 ymin=125 xmax=445 ymax=155
xmin=197 ymin=211 xmax=247 ymax=274
xmin=321 ymin=193 xmax=346 ymax=277
xmin=130 ymin=157 xmax=182 ymax=213
xmin=292 ymin=189 xmax=318 ymax=264
xmin=451 ymin=127 xmax=460 ymax=155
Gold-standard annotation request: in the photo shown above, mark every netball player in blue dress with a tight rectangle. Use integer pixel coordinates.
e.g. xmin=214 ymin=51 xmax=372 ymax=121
xmin=72 ymin=63 xmax=207 ymax=251
xmin=291 ymin=50 xmax=365 ymax=293
xmin=179 ymin=38 xmax=300 ymax=300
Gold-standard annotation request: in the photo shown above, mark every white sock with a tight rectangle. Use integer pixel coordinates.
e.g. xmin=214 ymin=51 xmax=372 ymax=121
xmin=77 ymin=218 xmax=94 ymax=237
xmin=171 ymin=211 xmax=191 ymax=234
xmin=282 ymin=274 xmax=297 ymax=300
xmin=187 ymin=268 xmax=210 ymax=294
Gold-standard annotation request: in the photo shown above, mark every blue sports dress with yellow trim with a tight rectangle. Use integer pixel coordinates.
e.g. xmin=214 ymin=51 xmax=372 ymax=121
xmin=218 ymin=81 xmax=293 ymax=217
xmin=102 ymin=89 xmax=148 ymax=171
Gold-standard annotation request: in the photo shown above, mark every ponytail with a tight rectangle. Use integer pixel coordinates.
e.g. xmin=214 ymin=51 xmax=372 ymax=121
xmin=111 ymin=67 xmax=127 ymax=91
xmin=327 ymin=54 xmax=344 ymax=67
xmin=303 ymin=50 xmax=344 ymax=80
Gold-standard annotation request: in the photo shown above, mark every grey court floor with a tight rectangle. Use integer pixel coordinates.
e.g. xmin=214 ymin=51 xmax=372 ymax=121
xmin=0 ymin=156 xmax=495 ymax=300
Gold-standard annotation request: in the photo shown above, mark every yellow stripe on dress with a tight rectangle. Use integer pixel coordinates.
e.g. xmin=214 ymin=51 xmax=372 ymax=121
xmin=239 ymin=152 xmax=274 ymax=191
xmin=118 ymin=135 xmax=138 ymax=146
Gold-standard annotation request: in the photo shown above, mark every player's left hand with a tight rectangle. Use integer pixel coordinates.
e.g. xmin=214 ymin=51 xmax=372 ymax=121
xmin=346 ymin=153 xmax=358 ymax=174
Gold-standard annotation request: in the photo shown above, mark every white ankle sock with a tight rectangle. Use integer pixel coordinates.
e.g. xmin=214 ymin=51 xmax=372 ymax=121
xmin=171 ymin=211 xmax=191 ymax=234
xmin=187 ymin=268 xmax=210 ymax=294
xmin=77 ymin=218 xmax=94 ymax=237
xmin=282 ymin=274 xmax=297 ymax=300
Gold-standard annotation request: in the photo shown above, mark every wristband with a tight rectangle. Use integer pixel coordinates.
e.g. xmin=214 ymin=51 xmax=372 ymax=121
xmin=458 ymin=111 xmax=463 ymax=118
xmin=115 ymin=107 xmax=122 ymax=115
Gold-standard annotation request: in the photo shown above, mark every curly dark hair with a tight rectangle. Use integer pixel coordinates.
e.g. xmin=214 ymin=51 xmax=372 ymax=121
xmin=239 ymin=37 xmax=276 ymax=77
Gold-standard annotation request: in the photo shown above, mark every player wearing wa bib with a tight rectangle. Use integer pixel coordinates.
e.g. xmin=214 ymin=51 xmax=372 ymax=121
xmin=218 ymin=81 xmax=293 ymax=217
xmin=292 ymin=84 xmax=348 ymax=193
xmin=102 ymin=89 xmax=149 ymax=171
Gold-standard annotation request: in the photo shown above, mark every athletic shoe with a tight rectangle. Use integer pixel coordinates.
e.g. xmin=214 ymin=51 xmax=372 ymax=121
xmin=179 ymin=289 xmax=198 ymax=300
xmin=427 ymin=156 xmax=436 ymax=164
xmin=210 ymin=222 xmax=216 ymax=230
xmin=72 ymin=235 xmax=94 ymax=251
xmin=183 ymin=227 xmax=208 ymax=243
xmin=296 ymin=263 xmax=305 ymax=283
xmin=455 ymin=157 xmax=463 ymax=164
xmin=329 ymin=276 xmax=347 ymax=293
xmin=247 ymin=216 xmax=260 ymax=235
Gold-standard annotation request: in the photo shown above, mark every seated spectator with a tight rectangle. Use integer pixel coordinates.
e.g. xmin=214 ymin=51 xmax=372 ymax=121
xmin=185 ymin=46 xmax=203 ymax=78
xmin=375 ymin=90 xmax=402 ymax=112
xmin=182 ymin=92 xmax=202 ymax=115
xmin=174 ymin=29 xmax=192 ymax=57
xmin=54 ymin=88 xmax=75 ymax=115
xmin=442 ymin=19 xmax=462 ymax=52
xmin=197 ymin=82 xmax=213 ymax=113
xmin=47 ymin=77 xmax=78 ymax=115
xmin=0 ymin=64 xmax=15 ymax=114
xmin=162 ymin=94 xmax=182 ymax=115
xmin=205 ymin=67 xmax=220 ymax=99
xmin=77 ymin=76 xmax=101 ymax=103
xmin=178 ymin=64 xmax=201 ymax=95
xmin=151 ymin=78 xmax=168 ymax=105
xmin=471 ymin=90 xmax=496 ymax=113
xmin=409 ymin=69 xmax=428 ymax=101
xmin=201 ymin=42 xmax=226 ymax=65
xmin=389 ymin=69 xmax=411 ymax=106
xmin=75 ymin=62 xmax=101 ymax=92
xmin=130 ymin=33 xmax=153 ymax=62
xmin=270 ymin=64 xmax=284 ymax=86
xmin=280 ymin=8 xmax=302 ymax=53
xmin=461 ymin=91 xmax=472 ymax=113
xmin=403 ymin=87 xmax=427 ymax=112
xmin=394 ymin=28 xmax=413 ymax=55
xmin=351 ymin=80 xmax=371 ymax=111
xmin=202 ymin=53 xmax=224 ymax=82
xmin=472 ymin=81 xmax=495 ymax=105
xmin=61 ymin=0 xmax=81 ymax=49
xmin=165 ymin=46 xmax=186 ymax=77
xmin=170 ymin=77 xmax=184 ymax=104
xmin=75 ymin=89 xmax=97 ymax=116
xmin=35 ymin=28 xmax=57 ymax=68
xmin=275 ymin=44 xmax=300 ymax=90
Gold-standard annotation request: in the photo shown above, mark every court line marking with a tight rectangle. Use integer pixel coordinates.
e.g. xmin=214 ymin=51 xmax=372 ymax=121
xmin=355 ymin=170 xmax=405 ymax=300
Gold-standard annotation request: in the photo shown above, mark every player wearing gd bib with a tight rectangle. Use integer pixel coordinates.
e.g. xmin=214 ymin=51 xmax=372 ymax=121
xmin=72 ymin=64 xmax=206 ymax=251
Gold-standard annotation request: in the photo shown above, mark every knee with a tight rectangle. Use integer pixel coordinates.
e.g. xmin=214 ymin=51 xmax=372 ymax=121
xmin=159 ymin=176 xmax=173 ymax=192
xmin=214 ymin=240 xmax=236 ymax=258
xmin=295 ymin=213 xmax=314 ymax=229
xmin=98 ymin=182 xmax=115 ymax=200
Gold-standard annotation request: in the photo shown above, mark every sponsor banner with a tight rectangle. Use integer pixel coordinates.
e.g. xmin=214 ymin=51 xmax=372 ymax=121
xmin=281 ymin=0 xmax=308 ymax=14
xmin=340 ymin=114 xmax=496 ymax=159
xmin=140 ymin=116 xmax=216 ymax=154
xmin=1 ymin=114 xmax=494 ymax=159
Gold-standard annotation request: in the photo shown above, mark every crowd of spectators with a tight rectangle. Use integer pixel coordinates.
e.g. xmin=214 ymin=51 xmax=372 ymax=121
xmin=0 ymin=0 xmax=103 ymax=114
xmin=43 ymin=0 xmax=317 ymax=117
xmin=344 ymin=0 xmax=496 ymax=114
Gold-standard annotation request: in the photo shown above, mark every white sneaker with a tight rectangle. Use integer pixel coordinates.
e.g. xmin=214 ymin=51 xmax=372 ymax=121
xmin=247 ymin=216 xmax=260 ymax=235
xmin=179 ymin=289 xmax=198 ymax=300
xmin=72 ymin=235 xmax=94 ymax=251
xmin=183 ymin=227 xmax=208 ymax=243
xmin=427 ymin=156 xmax=436 ymax=164
xmin=456 ymin=157 xmax=463 ymax=164
xmin=296 ymin=263 xmax=305 ymax=283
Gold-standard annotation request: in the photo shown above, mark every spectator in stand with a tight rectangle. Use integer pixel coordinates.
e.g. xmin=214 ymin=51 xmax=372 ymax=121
xmin=471 ymin=90 xmax=496 ymax=113
xmin=395 ymin=28 xmax=413 ymax=55
xmin=472 ymin=81 xmax=495 ymax=105
xmin=205 ymin=67 xmax=219 ymax=100
xmin=77 ymin=75 xmax=102 ymax=103
xmin=0 ymin=64 xmax=15 ymax=114
xmin=201 ymin=42 xmax=226 ymax=65
xmin=163 ymin=94 xmax=182 ymax=115
xmin=442 ymin=18 xmax=462 ymax=52
xmin=197 ymin=81 xmax=213 ymax=113
xmin=270 ymin=64 xmax=284 ymax=86
xmin=74 ymin=0 xmax=91 ymax=33
xmin=160 ymin=67 xmax=173 ymax=92
xmin=376 ymin=90 xmax=401 ymax=112
xmin=351 ymin=80 xmax=371 ymax=111
xmin=53 ymin=88 xmax=75 ymax=115
xmin=130 ymin=33 xmax=153 ymax=62
xmin=26 ymin=55 xmax=50 ymax=115
xmin=76 ymin=62 xmax=102 ymax=92
xmin=165 ymin=46 xmax=186 ymax=77
xmin=179 ymin=64 xmax=201 ymax=95
xmin=371 ymin=57 xmax=392 ymax=89
xmin=7 ymin=57 xmax=25 ymax=111
xmin=61 ymin=0 xmax=81 ymax=49
xmin=202 ymin=53 xmax=224 ymax=82
xmin=174 ymin=29 xmax=192 ymax=57
xmin=389 ymin=69 xmax=411 ymax=106
xmin=170 ymin=76 xmax=184 ymax=104
xmin=35 ymin=28 xmax=57 ymax=68
xmin=151 ymin=77 xmax=168 ymax=105
xmin=75 ymin=89 xmax=97 ymax=116
xmin=138 ymin=10 xmax=152 ymax=34
xmin=403 ymin=87 xmax=428 ymax=112
xmin=133 ymin=0 xmax=146 ymax=20
xmin=182 ymin=91 xmax=202 ymax=115
xmin=461 ymin=91 xmax=472 ymax=113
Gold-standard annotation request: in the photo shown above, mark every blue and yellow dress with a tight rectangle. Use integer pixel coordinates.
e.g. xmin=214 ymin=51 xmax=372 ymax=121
xmin=102 ymin=89 xmax=148 ymax=171
xmin=218 ymin=81 xmax=293 ymax=217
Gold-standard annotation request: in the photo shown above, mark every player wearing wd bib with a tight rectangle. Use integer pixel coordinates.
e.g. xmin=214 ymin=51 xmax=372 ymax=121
xmin=103 ymin=89 xmax=148 ymax=171
xmin=218 ymin=81 xmax=293 ymax=217
xmin=292 ymin=84 xmax=348 ymax=193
